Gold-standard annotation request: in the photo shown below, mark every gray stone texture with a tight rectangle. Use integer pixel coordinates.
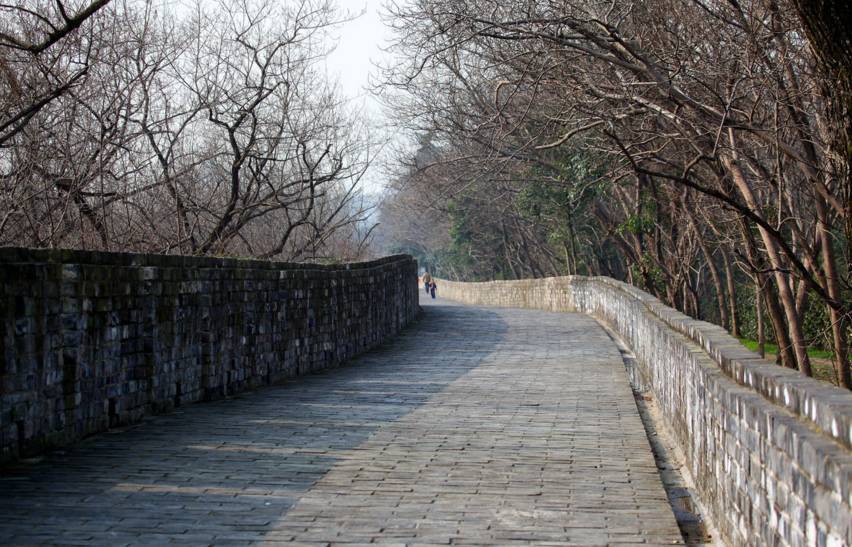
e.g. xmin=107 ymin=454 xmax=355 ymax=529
xmin=0 ymin=248 xmax=418 ymax=463
xmin=438 ymin=276 xmax=852 ymax=547
xmin=0 ymin=296 xmax=683 ymax=545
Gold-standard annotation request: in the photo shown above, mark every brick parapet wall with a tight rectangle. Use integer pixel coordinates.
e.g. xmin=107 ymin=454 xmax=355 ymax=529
xmin=1 ymin=248 xmax=419 ymax=464
xmin=438 ymin=276 xmax=851 ymax=547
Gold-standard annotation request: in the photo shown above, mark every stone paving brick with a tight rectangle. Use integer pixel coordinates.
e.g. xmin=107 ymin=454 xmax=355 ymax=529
xmin=0 ymin=296 xmax=682 ymax=545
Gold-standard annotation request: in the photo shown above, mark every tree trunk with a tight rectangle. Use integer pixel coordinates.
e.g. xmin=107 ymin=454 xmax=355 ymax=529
xmin=816 ymin=197 xmax=852 ymax=389
xmin=724 ymin=154 xmax=812 ymax=376
xmin=688 ymin=210 xmax=728 ymax=329
xmin=563 ymin=242 xmax=573 ymax=275
xmin=567 ymin=219 xmax=579 ymax=275
xmin=756 ymin=282 xmax=765 ymax=358
xmin=722 ymin=249 xmax=740 ymax=337
xmin=739 ymin=217 xmax=796 ymax=368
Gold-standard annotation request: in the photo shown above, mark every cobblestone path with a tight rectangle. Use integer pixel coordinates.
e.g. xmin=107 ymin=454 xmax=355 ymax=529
xmin=0 ymin=297 xmax=683 ymax=545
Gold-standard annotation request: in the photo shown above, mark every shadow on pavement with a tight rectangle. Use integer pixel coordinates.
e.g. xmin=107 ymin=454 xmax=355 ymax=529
xmin=0 ymin=300 xmax=507 ymax=545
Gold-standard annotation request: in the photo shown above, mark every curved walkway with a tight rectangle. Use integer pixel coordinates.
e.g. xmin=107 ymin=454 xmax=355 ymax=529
xmin=0 ymin=296 xmax=683 ymax=545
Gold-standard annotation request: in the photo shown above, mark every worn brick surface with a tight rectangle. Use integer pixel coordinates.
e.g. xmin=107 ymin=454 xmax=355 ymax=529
xmin=0 ymin=296 xmax=682 ymax=545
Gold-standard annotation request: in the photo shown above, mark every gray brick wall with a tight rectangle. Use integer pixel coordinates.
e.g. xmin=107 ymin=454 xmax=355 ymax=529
xmin=438 ymin=276 xmax=852 ymax=547
xmin=0 ymin=248 xmax=419 ymax=464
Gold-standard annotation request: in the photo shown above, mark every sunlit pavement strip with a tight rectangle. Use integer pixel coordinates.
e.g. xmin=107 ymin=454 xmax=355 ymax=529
xmin=0 ymin=295 xmax=682 ymax=545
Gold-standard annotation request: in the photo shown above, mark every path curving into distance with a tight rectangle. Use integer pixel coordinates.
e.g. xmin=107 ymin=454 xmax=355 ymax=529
xmin=0 ymin=295 xmax=683 ymax=545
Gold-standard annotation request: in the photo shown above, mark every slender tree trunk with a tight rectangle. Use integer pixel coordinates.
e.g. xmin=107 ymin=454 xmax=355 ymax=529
xmin=688 ymin=273 xmax=701 ymax=320
xmin=666 ymin=283 xmax=678 ymax=312
xmin=567 ymin=219 xmax=579 ymax=275
xmin=724 ymin=154 xmax=812 ymax=376
xmin=689 ymin=215 xmax=728 ymax=329
xmin=517 ymin=225 xmax=544 ymax=278
xmin=722 ymin=249 xmax=740 ymax=337
xmin=794 ymin=279 xmax=809 ymax=317
xmin=756 ymin=282 xmax=766 ymax=358
xmin=739 ymin=217 xmax=797 ymax=368
xmin=541 ymin=246 xmax=562 ymax=277
xmin=816 ymin=198 xmax=852 ymax=388
xmin=563 ymin=243 xmax=573 ymax=275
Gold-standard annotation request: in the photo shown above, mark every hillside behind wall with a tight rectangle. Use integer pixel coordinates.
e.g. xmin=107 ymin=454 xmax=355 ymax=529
xmin=438 ymin=276 xmax=852 ymax=547
xmin=0 ymin=248 xmax=419 ymax=464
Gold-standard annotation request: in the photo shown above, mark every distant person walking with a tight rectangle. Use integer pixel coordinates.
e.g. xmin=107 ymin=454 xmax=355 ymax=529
xmin=430 ymin=280 xmax=437 ymax=299
xmin=422 ymin=272 xmax=432 ymax=294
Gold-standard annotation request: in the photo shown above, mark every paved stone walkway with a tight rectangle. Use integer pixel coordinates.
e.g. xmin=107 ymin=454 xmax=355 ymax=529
xmin=0 ymin=297 xmax=683 ymax=545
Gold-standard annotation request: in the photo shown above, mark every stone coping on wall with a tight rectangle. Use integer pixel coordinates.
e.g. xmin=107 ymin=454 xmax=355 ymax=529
xmin=0 ymin=246 xmax=412 ymax=271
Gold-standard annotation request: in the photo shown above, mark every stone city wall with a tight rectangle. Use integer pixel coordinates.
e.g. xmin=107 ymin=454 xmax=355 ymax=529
xmin=438 ymin=276 xmax=851 ymax=547
xmin=0 ymin=248 xmax=419 ymax=464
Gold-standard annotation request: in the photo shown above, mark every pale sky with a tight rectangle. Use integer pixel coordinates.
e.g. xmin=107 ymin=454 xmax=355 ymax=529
xmin=325 ymin=0 xmax=399 ymax=194
xmin=325 ymin=0 xmax=388 ymax=113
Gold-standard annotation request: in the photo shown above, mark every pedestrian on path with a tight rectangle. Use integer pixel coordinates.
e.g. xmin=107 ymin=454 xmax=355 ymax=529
xmin=422 ymin=272 xmax=432 ymax=294
xmin=430 ymin=280 xmax=437 ymax=299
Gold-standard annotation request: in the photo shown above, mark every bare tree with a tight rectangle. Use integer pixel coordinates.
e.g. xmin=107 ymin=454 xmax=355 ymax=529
xmin=0 ymin=0 xmax=113 ymax=145
xmin=1 ymin=0 xmax=378 ymax=262
xmin=376 ymin=0 xmax=851 ymax=386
